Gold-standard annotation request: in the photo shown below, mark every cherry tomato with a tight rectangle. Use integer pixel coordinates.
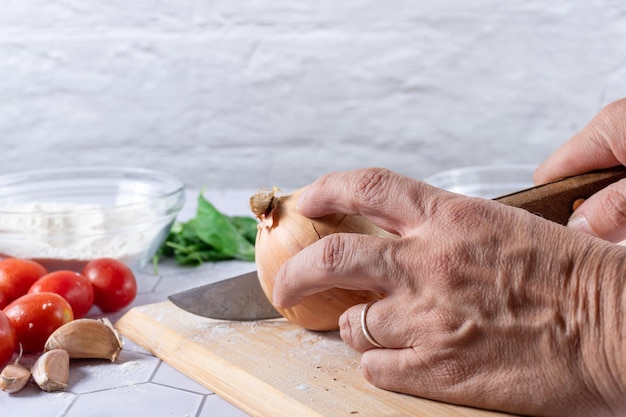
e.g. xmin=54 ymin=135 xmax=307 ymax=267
xmin=3 ymin=292 xmax=74 ymax=353
xmin=81 ymin=258 xmax=137 ymax=313
xmin=0 ymin=289 xmax=6 ymax=310
xmin=0 ymin=259 xmax=48 ymax=305
xmin=0 ymin=309 xmax=17 ymax=369
xmin=29 ymin=271 xmax=94 ymax=319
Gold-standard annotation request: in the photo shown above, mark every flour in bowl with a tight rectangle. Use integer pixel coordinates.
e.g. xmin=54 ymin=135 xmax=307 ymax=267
xmin=0 ymin=202 xmax=165 ymax=271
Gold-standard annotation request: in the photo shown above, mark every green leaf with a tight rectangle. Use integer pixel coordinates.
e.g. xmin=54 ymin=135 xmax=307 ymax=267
xmin=191 ymin=194 xmax=256 ymax=260
xmin=228 ymin=216 xmax=258 ymax=244
xmin=153 ymin=190 xmax=258 ymax=269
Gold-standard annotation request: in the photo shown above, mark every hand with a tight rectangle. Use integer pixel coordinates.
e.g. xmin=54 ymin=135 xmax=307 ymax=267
xmin=273 ymin=168 xmax=626 ymax=417
xmin=534 ymin=98 xmax=626 ymax=243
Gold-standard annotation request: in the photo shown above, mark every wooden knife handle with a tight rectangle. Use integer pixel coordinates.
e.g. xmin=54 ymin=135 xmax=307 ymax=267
xmin=494 ymin=166 xmax=626 ymax=225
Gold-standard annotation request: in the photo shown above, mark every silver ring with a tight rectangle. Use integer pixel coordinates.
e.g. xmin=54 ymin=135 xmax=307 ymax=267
xmin=360 ymin=299 xmax=384 ymax=348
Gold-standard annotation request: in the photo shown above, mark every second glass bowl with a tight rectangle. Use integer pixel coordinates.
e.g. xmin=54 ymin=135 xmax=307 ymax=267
xmin=424 ymin=164 xmax=537 ymax=198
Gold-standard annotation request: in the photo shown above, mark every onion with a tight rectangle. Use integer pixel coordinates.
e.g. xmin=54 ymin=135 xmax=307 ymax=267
xmin=250 ymin=187 xmax=396 ymax=331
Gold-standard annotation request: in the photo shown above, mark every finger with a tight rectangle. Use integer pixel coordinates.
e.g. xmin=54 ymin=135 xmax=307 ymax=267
xmin=340 ymin=301 xmax=384 ymax=352
xmin=360 ymin=348 xmax=426 ymax=400
xmin=359 ymin=345 xmax=574 ymax=417
xmin=533 ymin=131 xmax=617 ymax=184
xmin=567 ymin=179 xmax=626 ymax=243
xmin=272 ymin=232 xmax=406 ymax=308
xmin=339 ymin=299 xmax=391 ymax=352
xmin=296 ymin=168 xmax=444 ymax=235
xmin=534 ymin=99 xmax=626 ymax=184
xmin=359 ymin=349 xmax=482 ymax=411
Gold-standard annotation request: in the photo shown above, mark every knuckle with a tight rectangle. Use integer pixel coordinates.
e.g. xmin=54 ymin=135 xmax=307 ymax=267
xmin=423 ymin=197 xmax=503 ymax=287
xmin=339 ymin=310 xmax=358 ymax=347
xmin=436 ymin=196 xmax=488 ymax=228
xmin=418 ymin=239 xmax=472 ymax=292
xmin=601 ymin=98 xmax=626 ymax=119
xmin=318 ymin=233 xmax=351 ymax=273
xmin=353 ymin=168 xmax=394 ymax=206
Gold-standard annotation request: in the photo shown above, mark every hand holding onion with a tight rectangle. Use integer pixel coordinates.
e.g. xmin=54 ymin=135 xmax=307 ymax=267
xmin=250 ymin=186 xmax=397 ymax=331
xmin=262 ymin=168 xmax=626 ymax=417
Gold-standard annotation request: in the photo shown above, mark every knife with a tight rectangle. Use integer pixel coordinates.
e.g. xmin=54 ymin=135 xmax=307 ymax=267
xmin=168 ymin=270 xmax=282 ymax=320
xmin=493 ymin=165 xmax=626 ymax=224
xmin=168 ymin=165 xmax=626 ymax=321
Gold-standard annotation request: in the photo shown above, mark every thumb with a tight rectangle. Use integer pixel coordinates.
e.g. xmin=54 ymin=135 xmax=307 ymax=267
xmin=568 ymin=179 xmax=626 ymax=243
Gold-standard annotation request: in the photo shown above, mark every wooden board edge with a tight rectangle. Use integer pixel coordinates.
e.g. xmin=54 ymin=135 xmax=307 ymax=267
xmin=115 ymin=304 xmax=325 ymax=417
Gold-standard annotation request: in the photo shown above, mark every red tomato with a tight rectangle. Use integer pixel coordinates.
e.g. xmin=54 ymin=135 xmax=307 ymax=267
xmin=81 ymin=258 xmax=137 ymax=313
xmin=3 ymin=292 xmax=74 ymax=353
xmin=29 ymin=271 xmax=94 ymax=319
xmin=0 ymin=309 xmax=17 ymax=369
xmin=0 ymin=289 xmax=6 ymax=310
xmin=0 ymin=259 xmax=48 ymax=305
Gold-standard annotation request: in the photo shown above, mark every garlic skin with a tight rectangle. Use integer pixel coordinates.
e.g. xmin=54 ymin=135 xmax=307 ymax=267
xmin=0 ymin=362 xmax=31 ymax=393
xmin=31 ymin=349 xmax=69 ymax=392
xmin=252 ymin=187 xmax=396 ymax=331
xmin=44 ymin=318 xmax=123 ymax=362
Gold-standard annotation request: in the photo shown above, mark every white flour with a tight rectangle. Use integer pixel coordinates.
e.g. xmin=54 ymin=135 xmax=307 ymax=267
xmin=0 ymin=202 xmax=162 ymax=265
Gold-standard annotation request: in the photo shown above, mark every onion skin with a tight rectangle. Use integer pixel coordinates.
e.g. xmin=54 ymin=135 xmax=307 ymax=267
xmin=252 ymin=187 xmax=396 ymax=331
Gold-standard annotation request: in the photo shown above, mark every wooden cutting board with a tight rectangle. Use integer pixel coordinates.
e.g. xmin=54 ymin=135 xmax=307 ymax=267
xmin=115 ymin=301 xmax=517 ymax=417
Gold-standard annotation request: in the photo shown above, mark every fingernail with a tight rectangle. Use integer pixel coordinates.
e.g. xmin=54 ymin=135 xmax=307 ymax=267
xmin=567 ymin=214 xmax=597 ymax=236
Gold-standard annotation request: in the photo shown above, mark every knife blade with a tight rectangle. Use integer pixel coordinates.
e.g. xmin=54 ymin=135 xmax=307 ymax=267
xmin=169 ymin=165 xmax=626 ymax=321
xmin=168 ymin=271 xmax=282 ymax=320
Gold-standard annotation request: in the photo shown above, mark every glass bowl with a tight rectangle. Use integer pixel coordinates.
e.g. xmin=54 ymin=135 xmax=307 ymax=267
xmin=0 ymin=167 xmax=185 ymax=272
xmin=424 ymin=164 xmax=537 ymax=198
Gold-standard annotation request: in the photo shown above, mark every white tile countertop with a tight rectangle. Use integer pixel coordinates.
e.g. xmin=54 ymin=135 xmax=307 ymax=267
xmin=0 ymin=189 xmax=262 ymax=417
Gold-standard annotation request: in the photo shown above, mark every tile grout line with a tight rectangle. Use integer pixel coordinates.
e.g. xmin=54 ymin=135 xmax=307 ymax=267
xmin=59 ymin=393 xmax=79 ymax=417
xmin=148 ymin=358 xmax=164 ymax=383
xmin=195 ymin=394 xmax=210 ymax=417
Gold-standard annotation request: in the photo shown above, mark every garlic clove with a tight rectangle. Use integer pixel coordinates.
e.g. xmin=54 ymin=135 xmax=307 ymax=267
xmin=0 ymin=362 xmax=31 ymax=393
xmin=44 ymin=318 xmax=123 ymax=362
xmin=31 ymin=349 xmax=69 ymax=392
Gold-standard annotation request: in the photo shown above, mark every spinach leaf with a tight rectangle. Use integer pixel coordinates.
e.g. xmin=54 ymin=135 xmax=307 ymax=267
xmin=153 ymin=191 xmax=257 ymax=270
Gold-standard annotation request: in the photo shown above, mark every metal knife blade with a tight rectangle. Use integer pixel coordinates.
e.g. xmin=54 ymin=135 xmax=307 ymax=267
xmin=168 ymin=271 xmax=282 ymax=321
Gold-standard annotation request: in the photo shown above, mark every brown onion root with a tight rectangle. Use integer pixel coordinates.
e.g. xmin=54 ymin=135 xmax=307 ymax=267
xmin=250 ymin=187 xmax=280 ymax=218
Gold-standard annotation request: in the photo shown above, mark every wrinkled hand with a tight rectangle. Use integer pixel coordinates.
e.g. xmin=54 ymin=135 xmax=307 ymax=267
xmin=535 ymin=98 xmax=626 ymax=243
xmin=273 ymin=168 xmax=626 ymax=417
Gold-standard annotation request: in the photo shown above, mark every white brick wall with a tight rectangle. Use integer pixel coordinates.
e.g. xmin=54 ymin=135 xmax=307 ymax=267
xmin=1 ymin=1 xmax=626 ymax=189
